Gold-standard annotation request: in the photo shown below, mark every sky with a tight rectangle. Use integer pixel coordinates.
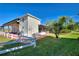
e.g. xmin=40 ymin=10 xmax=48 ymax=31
xmin=0 ymin=3 xmax=79 ymax=26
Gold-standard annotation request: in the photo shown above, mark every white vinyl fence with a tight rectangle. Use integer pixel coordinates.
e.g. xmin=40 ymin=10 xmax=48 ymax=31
xmin=0 ymin=32 xmax=19 ymax=39
xmin=0 ymin=42 xmax=36 ymax=54
xmin=0 ymin=33 xmax=36 ymax=55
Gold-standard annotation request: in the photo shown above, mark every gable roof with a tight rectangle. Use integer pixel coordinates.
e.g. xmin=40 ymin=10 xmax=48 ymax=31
xmin=2 ymin=13 xmax=40 ymax=26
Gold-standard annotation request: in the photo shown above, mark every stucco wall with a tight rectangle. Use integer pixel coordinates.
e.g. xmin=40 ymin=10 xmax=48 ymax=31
xmin=19 ymin=17 xmax=28 ymax=36
xmin=27 ymin=16 xmax=40 ymax=36
xmin=19 ymin=14 xmax=40 ymax=37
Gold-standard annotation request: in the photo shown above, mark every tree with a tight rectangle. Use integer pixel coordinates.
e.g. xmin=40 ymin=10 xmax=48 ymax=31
xmin=45 ymin=16 xmax=75 ymax=38
xmin=74 ymin=22 xmax=79 ymax=31
xmin=46 ymin=20 xmax=62 ymax=38
xmin=46 ymin=20 xmax=54 ymax=33
xmin=52 ymin=22 xmax=62 ymax=38
xmin=58 ymin=16 xmax=66 ymax=24
xmin=67 ymin=18 xmax=75 ymax=30
xmin=58 ymin=16 xmax=69 ymax=26
xmin=58 ymin=16 xmax=71 ymax=31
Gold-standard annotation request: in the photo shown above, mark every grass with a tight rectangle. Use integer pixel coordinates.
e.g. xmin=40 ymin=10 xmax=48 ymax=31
xmin=60 ymin=32 xmax=79 ymax=39
xmin=0 ymin=36 xmax=11 ymax=43
xmin=0 ymin=42 xmax=24 ymax=50
xmin=48 ymin=32 xmax=79 ymax=39
xmin=0 ymin=32 xmax=79 ymax=56
xmin=0 ymin=36 xmax=79 ymax=56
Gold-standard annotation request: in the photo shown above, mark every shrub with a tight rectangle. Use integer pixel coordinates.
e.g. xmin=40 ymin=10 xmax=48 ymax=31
xmin=60 ymin=29 xmax=71 ymax=33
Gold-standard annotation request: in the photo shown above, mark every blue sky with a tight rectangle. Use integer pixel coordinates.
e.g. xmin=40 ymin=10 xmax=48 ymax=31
xmin=0 ymin=3 xmax=79 ymax=26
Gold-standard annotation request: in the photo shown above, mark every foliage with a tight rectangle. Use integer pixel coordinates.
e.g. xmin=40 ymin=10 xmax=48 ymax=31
xmin=46 ymin=20 xmax=54 ymax=32
xmin=58 ymin=16 xmax=69 ymax=26
xmin=60 ymin=29 xmax=71 ymax=33
xmin=46 ymin=16 xmax=69 ymax=38
xmin=52 ymin=22 xmax=62 ymax=38
xmin=74 ymin=22 xmax=79 ymax=31
xmin=67 ymin=18 xmax=75 ymax=30
xmin=45 ymin=16 xmax=79 ymax=38
xmin=46 ymin=21 xmax=62 ymax=38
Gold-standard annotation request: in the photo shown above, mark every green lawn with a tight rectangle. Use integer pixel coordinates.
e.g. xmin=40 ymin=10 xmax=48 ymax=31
xmin=0 ymin=36 xmax=11 ymax=43
xmin=47 ymin=32 xmax=79 ymax=39
xmin=0 ymin=33 xmax=79 ymax=56
xmin=60 ymin=32 xmax=79 ymax=39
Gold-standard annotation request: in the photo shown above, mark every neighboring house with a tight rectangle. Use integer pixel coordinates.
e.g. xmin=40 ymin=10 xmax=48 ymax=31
xmin=1 ymin=13 xmax=41 ymax=37
xmin=39 ymin=25 xmax=46 ymax=32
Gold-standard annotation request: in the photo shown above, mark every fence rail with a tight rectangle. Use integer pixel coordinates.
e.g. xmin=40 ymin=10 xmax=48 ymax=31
xmin=0 ymin=41 xmax=18 ymax=46
xmin=0 ymin=42 xmax=36 ymax=54
xmin=0 ymin=32 xmax=19 ymax=39
xmin=0 ymin=32 xmax=36 ymax=55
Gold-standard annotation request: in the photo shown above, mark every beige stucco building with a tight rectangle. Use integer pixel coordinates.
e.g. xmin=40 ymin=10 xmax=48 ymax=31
xmin=2 ymin=13 xmax=40 ymax=37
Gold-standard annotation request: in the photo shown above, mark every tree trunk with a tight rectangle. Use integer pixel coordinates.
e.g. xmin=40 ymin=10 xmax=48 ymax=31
xmin=55 ymin=34 xmax=59 ymax=38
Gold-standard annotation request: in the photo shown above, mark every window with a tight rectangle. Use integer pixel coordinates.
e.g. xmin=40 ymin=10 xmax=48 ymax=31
xmin=22 ymin=18 xmax=24 ymax=22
